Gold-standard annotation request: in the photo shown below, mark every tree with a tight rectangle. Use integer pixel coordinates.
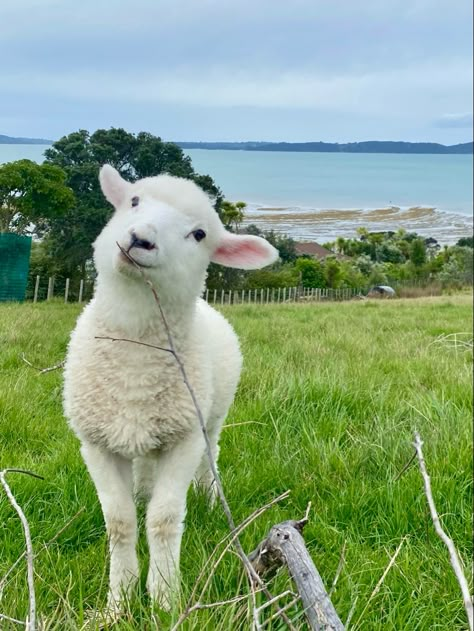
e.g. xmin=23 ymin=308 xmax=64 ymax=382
xmin=456 ymin=236 xmax=473 ymax=248
xmin=220 ymin=200 xmax=246 ymax=231
xmin=323 ymin=257 xmax=343 ymax=288
xmin=409 ymin=238 xmax=427 ymax=266
xmin=295 ymin=258 xmax=326 ymax=288
xmin=0 ymin=160 xmax=74 ymax=234
xmin=43 ymin=128 xmax=223 ymax=275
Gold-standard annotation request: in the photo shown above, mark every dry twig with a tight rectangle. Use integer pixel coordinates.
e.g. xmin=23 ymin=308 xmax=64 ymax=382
xmin=170 ymin=491 xmax=290 ymax=630
xmin=414 ymin=432 xmax=473 ymax=631
xmin=20 ymin=354 xmax=65 ymax=374
xmin=114 ymin=243 xmax=295 ymax=630
xmin=0 ymin=469 xmax=43 ymax=631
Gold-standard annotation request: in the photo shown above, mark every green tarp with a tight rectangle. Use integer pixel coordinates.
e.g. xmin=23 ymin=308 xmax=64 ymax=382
xmin=0 ymin=233 xmax=32 ymax=302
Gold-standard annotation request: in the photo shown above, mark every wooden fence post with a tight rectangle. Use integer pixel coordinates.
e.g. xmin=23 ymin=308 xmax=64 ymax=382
xmin=221 ymin=290 xmax=225 ymax=305
xmin=213 ymin=289 xmax=217 ymax=304
xmin=47 ymin=277 xmax=54 ymax=301
xmin=33 ymin=275 xmax=40 ymax=303
xmin=205 ymin=289 xmax=209 ymax=302
xmin=78 ymin=279 xmax=84 ymax=303
xmin=64 ymin=278 xmax=70 ymax=303
xmin=278 ymin=287 xmax=281 ymax=303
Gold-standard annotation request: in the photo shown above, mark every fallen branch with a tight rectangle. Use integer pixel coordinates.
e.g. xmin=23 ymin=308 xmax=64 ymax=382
xmin=20 ymin=354 xmax=65 ymax=374
xmin=249 ymin=513 xmax=345 ymax=631
xmin=0 ymin=469 xmax=43 ymax=631
xmin=414 ymin=432 xmax=473 ymax=631
xmin=115 ymin=243 xmax=295 ymax=630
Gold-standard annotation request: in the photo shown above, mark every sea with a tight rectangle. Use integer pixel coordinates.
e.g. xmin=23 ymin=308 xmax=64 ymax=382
xmin=1 ymin=144 xmax=472 ymax=245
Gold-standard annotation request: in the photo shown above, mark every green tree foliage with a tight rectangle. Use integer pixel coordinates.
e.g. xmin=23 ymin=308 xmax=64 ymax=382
xmin=0 ymin=160 xmax=74 ymax=234
xmin=295 ymin=257 xmax=326 ymax=288
xmin=323 ymin=257 xmax=343 ymax=288
xmin=456 ymin=236 xmax=473 ymax=248
xmin=409 ymin=238 xmax=427 ymax=266
xmin=220 ymin=200 xmax=246 ymax=231
xmin=43 ymin=128 xmax=223 ymax=276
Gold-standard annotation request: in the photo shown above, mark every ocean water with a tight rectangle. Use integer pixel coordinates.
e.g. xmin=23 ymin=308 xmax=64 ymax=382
xmin=2 ymin=144 xmax=472 ymax=244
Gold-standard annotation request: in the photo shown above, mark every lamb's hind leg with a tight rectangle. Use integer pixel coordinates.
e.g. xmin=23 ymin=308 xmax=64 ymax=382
xmin=80 ymin=442 xmax=138 ymax=612
xmin=146 ymin=431 xmax=205 ymax=609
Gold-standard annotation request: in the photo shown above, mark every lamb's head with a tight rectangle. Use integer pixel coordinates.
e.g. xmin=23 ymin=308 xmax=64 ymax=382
xmin=94 ymin=165 xmax=278 ymax=300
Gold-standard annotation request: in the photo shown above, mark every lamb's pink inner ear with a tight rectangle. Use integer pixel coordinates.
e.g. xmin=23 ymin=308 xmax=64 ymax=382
xmin=99 ymin=164 xmax=129 ymax=208
xmin=211 ymin=233 xmax=279 ymax=270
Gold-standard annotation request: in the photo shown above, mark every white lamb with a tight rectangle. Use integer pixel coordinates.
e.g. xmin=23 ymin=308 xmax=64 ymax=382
xmin=63 ymin=165 xmax=278 ymax=610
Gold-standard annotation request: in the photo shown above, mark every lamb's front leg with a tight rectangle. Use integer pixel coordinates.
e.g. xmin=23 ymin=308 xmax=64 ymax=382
xmin=80 ymin=442 xmax=138 ymax=611
xmin=146 ymin=431 xmax=205 ymax=609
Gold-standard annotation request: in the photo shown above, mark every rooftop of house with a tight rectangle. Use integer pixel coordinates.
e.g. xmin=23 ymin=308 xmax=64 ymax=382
xmin=295 ymin=242 xmax=351 ymax=261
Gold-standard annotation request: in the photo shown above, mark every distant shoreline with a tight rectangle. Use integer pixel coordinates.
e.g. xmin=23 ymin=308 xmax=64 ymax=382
xmin=178 ymin=140 xmax=473 ymax=155
xmin=1 ymin=134 xmax=472 ymax=155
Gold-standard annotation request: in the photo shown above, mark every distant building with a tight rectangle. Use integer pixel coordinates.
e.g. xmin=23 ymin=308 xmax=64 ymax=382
xmin=295 ymin=242 xmax=351 ymax=261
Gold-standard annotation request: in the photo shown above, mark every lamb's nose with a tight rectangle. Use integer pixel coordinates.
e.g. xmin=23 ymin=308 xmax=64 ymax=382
xmin=130 ymin=232 xmax=155 ymax=251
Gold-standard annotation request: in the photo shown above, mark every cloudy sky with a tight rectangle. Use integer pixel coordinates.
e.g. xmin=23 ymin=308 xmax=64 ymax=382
xmin=1 ymin=0 xmax=472 ymax=143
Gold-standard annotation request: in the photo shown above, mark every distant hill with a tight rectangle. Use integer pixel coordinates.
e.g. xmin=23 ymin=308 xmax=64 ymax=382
xmin=0 ymin=134 xmax=53 ymax=145
xmin=178 ymin=140 xmax=473 ymax=155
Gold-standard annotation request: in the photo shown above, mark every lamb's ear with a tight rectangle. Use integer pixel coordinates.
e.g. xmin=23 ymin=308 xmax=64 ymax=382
xmin=99 ymin=164 xmax=130 ymax=208
xmin=211 ymin=233 xmax=279 ymax=270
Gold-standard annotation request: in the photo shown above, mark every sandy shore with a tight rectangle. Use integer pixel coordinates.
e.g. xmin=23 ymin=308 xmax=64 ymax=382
xmin=243 ymin=205 xmax=473 ymax=244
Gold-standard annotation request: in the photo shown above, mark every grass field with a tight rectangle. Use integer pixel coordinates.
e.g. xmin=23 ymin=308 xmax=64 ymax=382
xmin=0 ymin=296 xmax=472 ymax=630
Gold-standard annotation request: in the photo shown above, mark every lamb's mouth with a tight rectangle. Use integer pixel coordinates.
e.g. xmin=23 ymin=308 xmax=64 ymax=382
xmin=119 ymin=251 xmax=155 ymax=269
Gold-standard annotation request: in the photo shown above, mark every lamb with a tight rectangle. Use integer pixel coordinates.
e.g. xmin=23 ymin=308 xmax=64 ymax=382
xmin=63 ymin=165 xmax=278 ymax=611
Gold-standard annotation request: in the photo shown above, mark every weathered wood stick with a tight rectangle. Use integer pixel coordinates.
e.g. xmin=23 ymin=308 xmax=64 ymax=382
xmin=249 ymin=518 xmax=345 ymax=631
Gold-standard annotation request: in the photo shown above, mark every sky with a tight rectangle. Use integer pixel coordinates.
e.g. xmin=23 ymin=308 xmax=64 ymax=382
xmin=0 ymin=0 xmax=472 ymax=143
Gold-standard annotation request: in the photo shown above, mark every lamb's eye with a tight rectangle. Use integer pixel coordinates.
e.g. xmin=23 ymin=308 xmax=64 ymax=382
xmin=131 ymin=196 xmax=139 ymax=207
xmin=192 ymin=229 xmax=206 ymax=242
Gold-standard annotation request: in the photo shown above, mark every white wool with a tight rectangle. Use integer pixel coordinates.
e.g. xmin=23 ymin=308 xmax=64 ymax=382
xmin=63 ymin=165 xmax=278 ymax=609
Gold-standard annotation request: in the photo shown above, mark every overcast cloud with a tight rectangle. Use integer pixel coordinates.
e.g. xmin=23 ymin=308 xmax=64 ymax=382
xmin=0 ymin=0 xmax=472 ymax=142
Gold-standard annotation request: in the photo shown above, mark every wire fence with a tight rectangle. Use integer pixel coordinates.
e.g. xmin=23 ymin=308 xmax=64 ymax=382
xmin=25 ymin=275 xmax=468 ymax=305
xmin=25 ymin=277 xmax=364 ymax=304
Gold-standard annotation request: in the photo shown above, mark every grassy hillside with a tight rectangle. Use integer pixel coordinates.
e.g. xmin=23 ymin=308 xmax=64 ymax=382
xmin=0 ymin=296 xmax=472 ymax=630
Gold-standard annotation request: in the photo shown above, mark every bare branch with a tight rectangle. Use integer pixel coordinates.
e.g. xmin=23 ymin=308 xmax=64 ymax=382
xmin=249 ymin=517 xmax=345 ymax=630
xmin=94 ymin=336 xmax=173 ymax=354
xmin=393 ymin=450 xmax=417 ymax=482
xmin=0 ymin=469 xmax=42 ymax=631
xmin=115 ymin=243 xmax=295 ymax=630
xmin=414 ymin=432 xmax=473 ymax=631
xmin=20 ymin=354 xmax=65 ymax=374
xmin=190 ymin=490 xmax=291 ymax=608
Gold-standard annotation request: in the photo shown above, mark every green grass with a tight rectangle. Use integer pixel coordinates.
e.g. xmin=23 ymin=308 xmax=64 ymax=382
xmin=0 ymin=296 xmax=472 ymax=630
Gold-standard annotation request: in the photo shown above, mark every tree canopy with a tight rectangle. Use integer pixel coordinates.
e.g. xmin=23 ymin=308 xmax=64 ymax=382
xmin=43 ymin=128 xmax=223 ymax=274
xmin=0 ymin=160 xmax=74 ymax=234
